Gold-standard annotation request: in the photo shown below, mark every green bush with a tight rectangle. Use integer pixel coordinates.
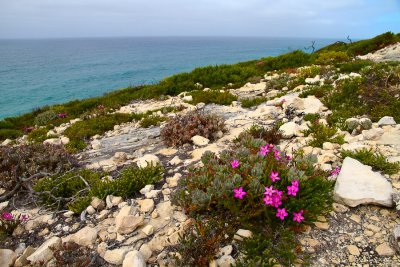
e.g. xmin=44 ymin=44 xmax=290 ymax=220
xmin=341 ymin=149 xmax=400 ymax=175
xmin=303 ymin=113 xmax=321 ymax=122
xmin=258 ymin=50 xmax=313 ymax=72
xmin=161 ymin=111 xmax=225 ymax=147
xmin=65 ymin=139 xmax=88 ymax=153
xmin=241 ymin=97 xmax=268 ymax=108
xmin=338 ymin=60 xmax=373 ymax=73
xmin=299 ymin=84 xmax=333 ymax=98
xmin=34 ymin=164 xmax=164 ymax=213
xmin=302 ymin=120 xmax=345 ymax=148
xmin=235 ymin=124 xmax=283 ymax=145
xmin=139 ymin=115 xmax=167 ymax=128
xmin=0 ymin=129 xmax=22 ymax=141
xmin=171 ymin=137 xmax=333 ymax=265
xmin=187 ymin=90 xmax=237 ymax=106
xmin=34 ymin=110 xmax=58 ymax=126
xmin=297 ymin=65 xmax=321 ymax=80
xmin=27 ymin=127 xmax=56 ymax=143
xmin=315 ymin=51 xmax=350 ymax=65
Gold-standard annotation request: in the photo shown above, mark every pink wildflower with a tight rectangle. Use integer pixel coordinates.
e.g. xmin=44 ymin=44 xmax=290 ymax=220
xmin=1 ymin=212 xmax=13 ymax=220
xmin=233 ymin=187 xmax=247 ymax=199
xmin=264 ymin=185 xmax=276 ymax=196
xmin=20 ymin=214 xmax=29 ymax=221
xmin=263 ymin=195 xmax=273 ymax=205
xmin=331 ymin=166 xmax=341 ymax=176
xmin=58 ymin=113 xmax=67 ymax=118
xmin=276 ymin=208 xmax=288 ymax=220
xmin=293 ymin=210 xmax=304 ymax=223
xmin=259 ymin=145 xmax=270 ymax=156
xmin=98 ymin=105 xmax=105 ymax=110
xmin=270 ymin=171 xmax=280 ymax=182
xmin=286 ymin=155 xmax=292 ymax=161
xmin=271 ymin=194 xmax=282 ymax=208
xmin=287 ymin=185 xmax=298 ymax=196
xmin=231 ymin=159 xmax=239 ymax=169
xmin=291 ymin=180 xmax=299 ymax=187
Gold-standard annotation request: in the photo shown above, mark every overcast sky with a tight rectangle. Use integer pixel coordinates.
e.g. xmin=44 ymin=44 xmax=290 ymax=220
xmin=0 ymin=0 xmax=399 ymax=39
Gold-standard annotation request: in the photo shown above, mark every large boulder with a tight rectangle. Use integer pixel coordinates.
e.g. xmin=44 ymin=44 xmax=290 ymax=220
xmin=333 ymin=157 xmax=393 ymax=207
xmin=0 ymin=249 xmax=17 ymax=267
xmin=378 ymin=116 xmax=396 ymax=126
xmin=122 ymin=250 xmax=146 ymax=267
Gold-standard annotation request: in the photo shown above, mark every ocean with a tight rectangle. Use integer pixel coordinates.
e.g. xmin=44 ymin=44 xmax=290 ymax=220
xmin=0 ymin=37 xmax=338 ymax=119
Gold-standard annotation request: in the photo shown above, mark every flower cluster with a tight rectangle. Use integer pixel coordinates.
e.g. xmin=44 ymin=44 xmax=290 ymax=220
xmin=232 ymin=144 xmax=305 ymax=223
xmin=97 ymin=105 xmax=105 ymax=110
xmin=58 ymin=113 xmax=68 ymax=118
xmin=331 ymin=166 xmax=341 ymax=176
xmin=1 ymin=212 xmax=29 ymax=221
xmin=0 ymin=212 xmax=29 ymax=236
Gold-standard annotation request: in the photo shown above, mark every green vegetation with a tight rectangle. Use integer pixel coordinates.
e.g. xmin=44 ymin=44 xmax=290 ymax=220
xmin=27 ymin=127 xmax=57 ymax=143
xmin=341 ymin=149 xmax=400 ymax=175
xmin=235 ymin=123 xmax=283 ymax=145
xmin=315 ymin=51 xmax=350 ymax=65
xmin=171 ymin=136 xmax=334 ymax=265
xmin=257 ymin=50 xmax=313 ymax=72
xmin=187 ymin=90 xmax=238 ymax=105
xmin=161 ymin=111 xmax=225 ymax=147
xmin=34 ymin=164 xmax=164 ymax=213
xmin=299 ymin=84 xmax=333 ymax=98
xmin=302 ymin=120 xmax=345 ymax=148
xmin=303 ymin=113 xmax=321 ymax=122
xmin=34 ymin=110 xmax=58 ymax=126
xmin=337 ymin=60 xmax=373 ymax=73
xmin=241 ymin=96 xmax=268 ymax=108
xmin=139 ymin=115 xmax=167 ymax=128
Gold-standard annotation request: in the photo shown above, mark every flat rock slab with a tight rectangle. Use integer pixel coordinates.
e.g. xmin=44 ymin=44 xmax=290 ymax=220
xmin=334 ymin=157 xmax=393 ymax=207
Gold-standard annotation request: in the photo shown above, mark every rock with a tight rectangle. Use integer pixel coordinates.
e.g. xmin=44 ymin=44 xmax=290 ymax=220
xmin=27 ymin=236 xmax=61 ymax=264
xmin=169 ymin=156 xmax=182 ymax=166
xmin=362 ymin=128 xmax=384 ymax=140
xmin=375 ymin=243 xmax=395 ymax=256
xmin=140 ymin=185 xmax=154 ymax=195
xmin=286 ymin=97 xmax=304 ymax=110
xmin=91 ymin=197 xmax=105 ymax=210
xmin=217 ymin=245 xmax=233 ymax=257
xmin=115 ymin=206 xmax=144 ymax=234
xmin=166 ymin=173 xmax=182 ymax=187
xmin=145 ymin=190 xmax=161 ymax=199
xmin=137 ymin=199 xmax=155 ymax=213
xmin=347 ymin=245 xmax=360 ymax=256
xmin=123 ymin=250 xmax=146 ymax=267
xmin=43 ymin=138 xmax=62 ymax=146
xmin=216 ymin=255 xmax=235 ymax=267
xmin=322 ymin=142 xmax=339 ymax=150
xmin=182 ymin=95 xmax=193 ymax=102
xmin=71 ymin=226 xmax=98 ymax=247
xmin=318 ymin=153 xmax=338 ymax=164
xmin=60 ymin=136 xmax=70 ymax=145
xmin=334 ymin=157 xmax=393 ymax=207
xmin=346 ymin=118 xmax=359 ymax=131
xmin=103 ymin=247 xmax=131 ymax=265
xmin=14 ymin=246 xmax=35 ymax=267
xmin=234 ymin=229 xmax=253 ymax=241
xmin=136 ymin=154 xmax=161 ymax=168
xmin=359 ymin=118 xmax=372 ymax=130
xmin=1 ymin=139 xmax=12 ymax=146
xmin=332 ymin=203 xmax=349 ymax=213
xmin=158 ymin=148 xmax=178 ymax=156
xmin=91 ymin=140 xmax=102 ymax=150
xmin=314 ymin=222 xmax=329 ymax=230
xmin=63 ymin=211 xmax=74 ymax=218
xmin=141 ymin=225 xmax=154 ymax=236
xmin=113 ymin=152 xmax=128 ymax=163
xmin=302 ymin=96 xmax=326 ymax=114
xmin=0 ymin=201 xmax=9 ymax=212
xmin=279 ymin=122 xmax=300 ymax=139
xmin=378 ymin=116 xmax=396 ymax=126
xmin=86 ymin=205 xmax=96 ymax=215
xmin=191 ymin=135 xmax=210 ymax=146
xmin=139 ymin=244 xmax=152 ymax=262
xmin=0 ymin=249 xmax=17 ymax=267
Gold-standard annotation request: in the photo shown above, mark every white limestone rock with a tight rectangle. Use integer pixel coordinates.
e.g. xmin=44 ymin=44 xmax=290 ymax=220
xmin=333 ymin=157 xmax=393 ymax=207
xmin=378 ymin=116 xmax=396 ymax=126
xmin=191 ymin=135 xmax=210 ymax=146
xmin=123 ymin=250 xmax=146 ymax=267
xmin=27 ymin=237 xmax=61 ymax=264
xmin=279 ymin=122 xmax=300 ymax=139
xmin=136 ymin=154 xmax=161 ymax=168
xmin=0 ymin=249 xmax=17 ymax=267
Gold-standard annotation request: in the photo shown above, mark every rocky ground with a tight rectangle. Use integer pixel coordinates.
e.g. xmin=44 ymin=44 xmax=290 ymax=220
xmin=1 ymin=55 xmax=400 ymax=266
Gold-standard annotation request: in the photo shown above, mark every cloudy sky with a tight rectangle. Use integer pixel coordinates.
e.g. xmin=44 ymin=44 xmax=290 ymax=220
xmin=0 ymin=0 xmax=399 ymax=39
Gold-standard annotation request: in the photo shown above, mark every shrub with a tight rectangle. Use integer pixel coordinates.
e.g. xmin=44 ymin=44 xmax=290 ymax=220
xmin=0 ymin=129 xmax=22 ymax=141
xmin=258 ymin=50 xmax=313 ymax=72
xmin=265 ymin=74 xmax=291 ymax=90
xmin=172 ymin=137 xmax=333 ymax=265
xmin=51 ymin=242 xmax=106 ymax=267
xmin=341 ymin=149 xmax=400 ymax=175
xmin=27 ymin=127 xmax=56 ymax=144
xmin=0 ymin=144 xmax=77 ymax=200
xmin=187 ymin=90 xmax=237 ymax=106
xmin=299 ymin=84 xmax=333 ymax=98
xmin=0 ymin=212 xmax=28 ymax=237
xmin=235 ymin=124 xmax=283 ymax=145
xmin=302 ymin=120 xmax=345 ymax=148
xmin=315 ymin=51 xmax=350 ymax=65
xmin=161 ymin=111 xmax=225 ymax=147
xmin=34 ymin=110 xmax=58 ymax=126
xmin=139 ymin=115 xmax=167 ymax=128
xmin=338 ymin=60 xmax=373 ymax=73
xmin=303 ymin=113 xmax=321 ymax=122
xmin=241 ymin=97 xmax=268 ymax=108
xmin=297 ymin=65 xmax=321 ymax=80
xmin=65 ymin=139 xmax=88 ymax=153
xmin=34 ymin=164 xmax=164 ymax=213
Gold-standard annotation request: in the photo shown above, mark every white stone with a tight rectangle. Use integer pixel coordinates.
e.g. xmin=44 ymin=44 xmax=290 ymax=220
xmin=145 ymin=190 xmax=161 ymax=199
xmin=91 ymin=140 xmax=102 ymax=150
xmin=1 ymin=139 xmax=12 ymax=146
xmin=71 ymin=226 xmax=98 ymax=247
xmin=115 ymin=206 xmax=144 ymax=234
xmin=302 ymin=96 xmax=326 ymax=114
xmin=60 ymin=136 xmax=70 ymax=145
xmin=166 ymin=173 xmax=182 ymax=187
xmin=362 ymin=128 xmax=384 ymax=140
xmin=140 ymin=184 xmax=154 ymax=195
xmin=103 ymin=247 xmax=131 ymax=265
xmin=27 ymin=236 xmax=61 ymax=264
xmin=378 ymin=116 xmax=396 ymax=126
xmin=141 ymin=225 xmax=154 ymax=236
xmin=113 ymin=152 xmax=128 ymax=163
xmin=0 ymin=201 xmax=9 ymax=212
xmin=234 ymin=229 xmax=253 ymax=241
xmin=91 ymin=197 xmax=105 ymax=210
xmin=136 ymin=154 xmax=161 ymax=168
xmin=137 ymin=199 xmax=155 ymax=213
xmin=139 ymin=244 xmax=152 ymax=262
xmin=333 ymin=157 xmax=393 ymax=207
xmin=217 ymin=245 xmax=233 ymax=257
xmin=191 ymin=135 xmax=210 ymax=146
xmin=182 ymin=95 xmax=193 ymax=102
xmin=169 ymin=156 xmax=182 ymax=166
xmin=217 ymin=255 xmax=235 ymax=267
xmin=43 ymin=138 xmax=62 ymax=146
xmin=122 ymin=250 xmax=146 ymax=267
xmin=86 ymin=205 xmax=96 ymax=215
xmin=0 ymin=249 xmax=16 ymax=267
xmin=279 ymin=122 xmax=300 ymax=139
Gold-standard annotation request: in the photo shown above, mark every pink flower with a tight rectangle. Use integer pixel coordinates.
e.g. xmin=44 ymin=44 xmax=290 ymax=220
xmin=273 ymin=149 xmax=282 ymax=160
xmin=20 ymin=214 xmax=29 ymax=221
xmin=58 ymin=113 xmax=67 ymax=118
xmin=263 ymin=195 xmax=273 ymax=205
xmin=264 ymin=185 xmax=276 ymax=196
xmin=259 ymin=145 xmax=270 ymax=156
xmin=331 ymin=166 xmax=341 ymax=176
xmin=291 ymin=180 xmax=299 ymax=187
xmin=293 ymin=210 xmax=304 ymax=223
xmin=286 ymin=155 xmax=292 ymax=161
xmin=270 ymin=171 xmax=280 ymax=182
xmin=233 ymin=187 xmax=247 ymax=199
xmin=98 ymin=105 xmax=105 ymax=110
xmin=231 ymin=159 xmax=239 ymax=169
xmin=276 ymin=208 xmax=288 ymax=220
xmin=287 ymin=185 xmax=298 ymax=196
xmin=271 ymin=195 xmax=282 ymax=208
xmin=1 ymin=212 xmax=13 ymax=220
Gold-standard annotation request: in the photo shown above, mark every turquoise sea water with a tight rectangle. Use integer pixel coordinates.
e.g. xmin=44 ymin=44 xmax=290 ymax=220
xmin=0 ymin=37 xmax=337 ymax=119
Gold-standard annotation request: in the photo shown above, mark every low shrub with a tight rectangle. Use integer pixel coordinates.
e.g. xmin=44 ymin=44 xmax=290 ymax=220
xmin=0 ymin=129 xmax=22 ymax=141
xmin=297 ymin=65 xmax=321 ymax=80
xmin=258 ymin=50 xmax=313 ymax=72
xmin=303 ymin=113 xmax=321 ymax=122
xmin=241 ymin=97 xmax=268 ymax=108
xmin=0 ymin=144 xmax=77 ymax=197
xmin=161 ymin=111 xmax=225 ymax=147
xmin=65 ymin=139 xmax=88 ymax=153
xmin=299 ymin=84 xmax=333 ymax=98
xmin=341 ymin=149 xmax=400 ymax=175
xmin=172 ymin=137 xmax=333 ymax=265
xmin=338 ymin=60 xmax=373 ymax=73
xmin=265 ymin=74 xmax=291 ymax=90
xmin=235 ymin=124 xmax=283 ymax=145
xmin=315 ymin=51 xmax=350 ymax=65
xmin=51 ymin=242 xmax=105 ymax=267
xmin=27 ymin=127 xmax=56 ymax=144
xmin=139 ymin=115 xmax=167 ymax=128
xmin=187 ymin=90 xmax=237 ymax=106
xmin=34 ymin=110 xmax=58 ymax=126
xmin=302 ymin=120 xmax=345 ymax=148
xmin=34 ymin=164 xmax=164 ymax=213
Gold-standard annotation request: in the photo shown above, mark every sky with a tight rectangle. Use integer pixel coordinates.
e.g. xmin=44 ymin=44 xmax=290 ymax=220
xmin=0 ymin=0 xmax=399 ymax=39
